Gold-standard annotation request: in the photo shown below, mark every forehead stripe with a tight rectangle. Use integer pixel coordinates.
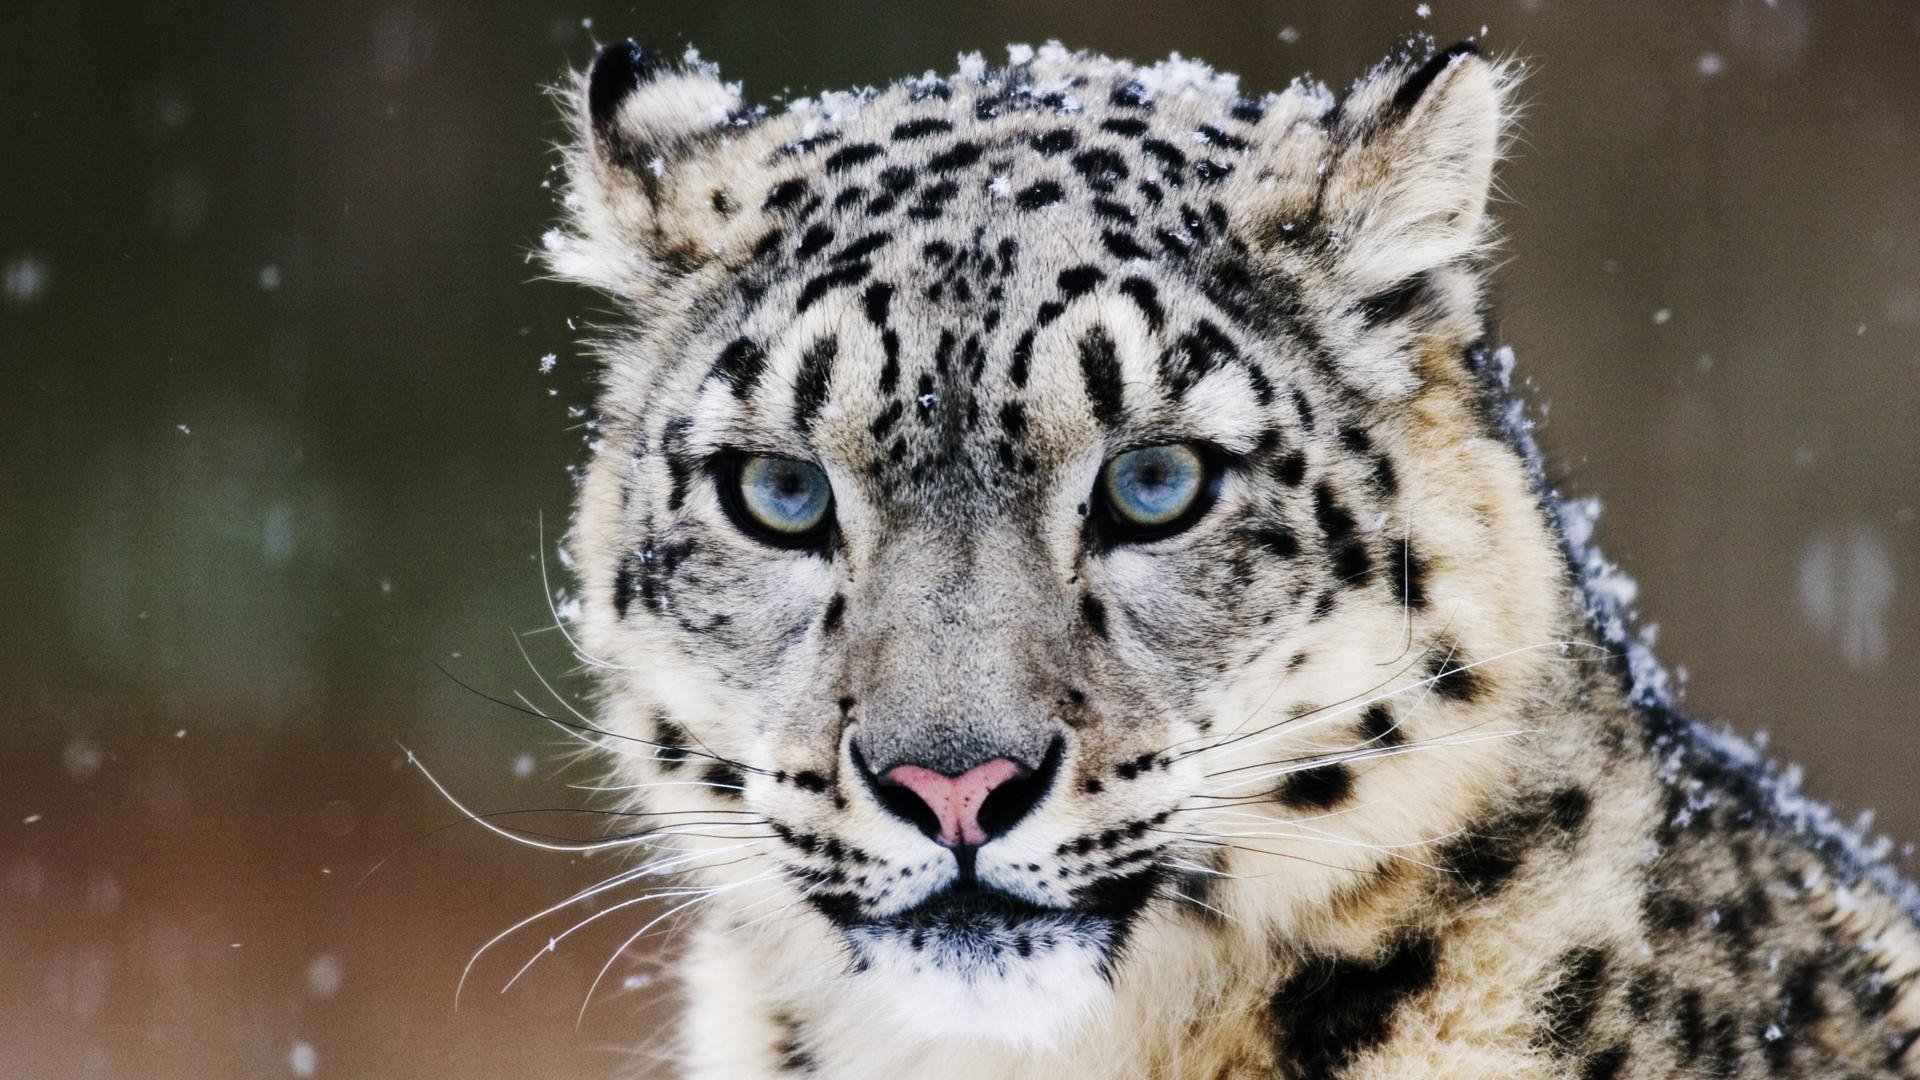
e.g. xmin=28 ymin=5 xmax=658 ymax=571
xmin=1078 ymin=327 xmax=1125 ymax=427
xmin=791 ymin=335 xmax=839 ymax=435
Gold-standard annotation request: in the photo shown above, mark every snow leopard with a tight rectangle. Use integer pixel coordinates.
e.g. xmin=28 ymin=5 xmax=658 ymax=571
xmin=533 ymin=35 xmax=1920 ymax=1079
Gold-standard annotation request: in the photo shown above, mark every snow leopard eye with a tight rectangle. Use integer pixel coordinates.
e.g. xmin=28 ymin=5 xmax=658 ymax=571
xmin=720 ymin=453 xmax=834 ymax=549
xmin=1096 ymin=443 xmax=1217 ymax=543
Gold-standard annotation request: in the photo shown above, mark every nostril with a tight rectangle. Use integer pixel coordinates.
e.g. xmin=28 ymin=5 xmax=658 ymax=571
xmin=874 ymin=777 xmax=943 ymax=841
xmin=975 ymin=736 xmax=1064 ymax=841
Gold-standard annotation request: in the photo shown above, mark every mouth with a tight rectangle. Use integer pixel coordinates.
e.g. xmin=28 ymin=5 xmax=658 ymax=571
xmin=844 ymin=881 xmax=1102 ymax=965
xmin=883 ymin=881 xmax=1064 ymax=936
xmin=842 ymin=867 xmax=1166 ymax=968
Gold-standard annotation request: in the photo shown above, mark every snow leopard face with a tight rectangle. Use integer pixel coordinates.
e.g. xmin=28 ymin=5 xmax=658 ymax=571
xmin=551 ymin=39 xmax=1557 ymax=1043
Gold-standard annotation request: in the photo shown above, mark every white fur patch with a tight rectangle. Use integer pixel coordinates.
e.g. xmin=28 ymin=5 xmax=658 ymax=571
xmin=843 ymin=919 xmax=1115 ymax=1048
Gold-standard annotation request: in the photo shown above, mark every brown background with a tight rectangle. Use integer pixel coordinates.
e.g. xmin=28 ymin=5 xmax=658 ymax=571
xmin=1 ymin=2 xmax=1915 ymax=1077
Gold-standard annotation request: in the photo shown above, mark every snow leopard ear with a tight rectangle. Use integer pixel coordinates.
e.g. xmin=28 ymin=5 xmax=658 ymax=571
xmin=549 ymin=40 xmax=762 ymax=293
xmin=1318 ymin=42 xmax=1509 ymax=292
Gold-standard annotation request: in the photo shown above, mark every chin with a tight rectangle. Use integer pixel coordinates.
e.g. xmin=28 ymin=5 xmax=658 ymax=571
xmin=838 ymin=886 xmax=1120 ymax=1048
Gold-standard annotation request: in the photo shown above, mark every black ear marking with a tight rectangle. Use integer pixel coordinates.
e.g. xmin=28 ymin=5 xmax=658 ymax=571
xmin=589 ymin=39 xmax=668 ymax=134
xmin=1393 ymin=41 xmax=1480 ymax=113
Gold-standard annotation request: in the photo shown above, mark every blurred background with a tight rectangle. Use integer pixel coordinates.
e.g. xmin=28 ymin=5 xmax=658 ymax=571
xmin=1 ymin=1 xmax=1914 ymax=1077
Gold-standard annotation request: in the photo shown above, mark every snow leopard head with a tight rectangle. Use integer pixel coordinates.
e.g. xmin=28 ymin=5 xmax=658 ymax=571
xmin=548 ymin=38 xmax=1555 ymax=1045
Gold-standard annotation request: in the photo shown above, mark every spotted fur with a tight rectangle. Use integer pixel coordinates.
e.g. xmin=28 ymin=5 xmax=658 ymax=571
xmin=543 ymin=38 xmax=1920 ymax=1080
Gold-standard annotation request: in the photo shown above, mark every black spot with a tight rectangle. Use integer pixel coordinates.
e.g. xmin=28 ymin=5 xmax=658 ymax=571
xmin=1090 ymin=197 xmax=1136 ymax=225
xmin=823 ymin=143 xmax=884 ymax=173
xmin=1193 ymin=159 xmax=1232 ymax=184
xmin=921 ymin=240 xmax=954 ymax=264
xmin=1140 ymin=138 xmax=1187 ymax=173
xmin=1071 ymin=148 xmax=1129 ymax=192
xmin=1035 ymin=301 xmax=1065 ymax=327
xmin=791 ymin=770 xmax=830 ymax=795
xmin=999 ymin=401 xmax=1027 ymax=440
xmin=1623 ymin=971 xmax=1660 ymax=1021
xmin=1642 ymin=886 xmax=1698 ymax=936
xmin=795 ymin=261 xmax=871 ymax=313
xmin=1136 ymin=179 xmax=1164 ymax=205
xmin=763 ymin=179 xmax=811 ymax=213
xmin=1358 ymin=705 xmax=1402 ymax=748
xmin=792 ymin=336 xmax=838 ymax=434
xmin=1437 ymin=786 xmax=1591 ymax=901
xmin=1194 ymin=124 xmax=1250 ymax=152
xmin=1078 ymin=328 xmax=1124 ymax=426
xmin=1153 ymin=228 xmax=1192 ymax=259
xmin=1394 ymin=41 xmax=1480 ymax=113
xmin=906 ymin=180 xmax=960 ymax=220
xmin=861 ymin=281 xmax=894 ymax=326
xmin=1015 ymin=180 xmax=1063 ymax=210
xmin=1007 ymin=329 xmax=1035 ymax=389
xmin=1270 ymin=937 xmax=1439 ymax=1080
xmin=1386 ymin=538 xmax=1428 ymax=610
xmin=1252 ymin=526 xmax=1298 ymax=559
xmin=1291 ymin=388 xmax=1316 ymax=432
xmin=1031 ymin=129 xmax=1077 ymax=155
xmin=1162 ymin=319 xmax=1238 ymax=397
xmin=1230 ymin=99 xmax=1266 ymax=123
xmin=836 ymin=232 xmax=893 ymax=266
xmin=1357 ymin=272 xmax=1431 ymax=326
xmin=1057 ymin=265 xmax=1107 ymax=299
xmin=1081 ymin=595 xmax=1109 ymax=639
xmin=708 ymin=337 xmax=768 ymax=398
xmin=1540 ymin=947 xmax=1609 ymax=1053
xmin=868 ymin=399 xmax=903 ymax=439
xmin=891 ymin=117 xmax=952 ymax=141
xmin=1370 ymin=454 xmax=1400 ymax=497
xmin=795 ymin=222 xmax=834 ymax=260
xmin=876 ymin=165 xmax=916 ymax=194
xmin=926 ymin=140 xmax=983 ymax=172
xmin=1100 ymin=230 xmax=1151 ymax=261
xmin=878 ymin=330 xmax=901 ymax=394
xmin=1100 ymin=117 xmax=1148 ymax=137
xmin=1276 ymin=763 xmax=1354 ymax=810
xmin=1426 ymin=642 xmax=1480 ymax=702
xmin=1109 ymin=81 xmax=1150 ymax=109
xmin=651 ymin=713 xmax=691 ymax=769
xmin=832 ymin=186 xmax=866 ymax=212
xmin=821 ymin=593 xmax=846 ymax=633
xmin=1582 ymin=1046 xmax=1628 ymax=1080
xmin=752 ymin=228 xmax=784 ymax=261
xmin=1117 ymin=276 xmax=1163 ymax=331
xmin=1312 ymin=490 xmax=1372 ymax=587
xmin=702 ymin=761 xmax=746 ymax=793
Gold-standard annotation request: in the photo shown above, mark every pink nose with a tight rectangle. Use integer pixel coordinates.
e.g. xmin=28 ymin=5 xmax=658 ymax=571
xmin=883 ymin=758 xmax=1026 ymax=847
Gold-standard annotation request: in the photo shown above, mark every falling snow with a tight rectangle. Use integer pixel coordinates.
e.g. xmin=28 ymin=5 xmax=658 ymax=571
xmin=2 ymin=255 xmax=49 ymax=305
xmin=289 ymin=1040 xmax=319 ymax=1077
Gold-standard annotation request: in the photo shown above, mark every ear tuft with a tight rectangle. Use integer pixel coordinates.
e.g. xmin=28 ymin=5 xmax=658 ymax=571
xmin=581 ymin=39 xmax=743 ymax=176
xmin=1391 ymin=40 xmax=1480 ymax=113
xmin=588 ymin=40 xmax=669 ymax=134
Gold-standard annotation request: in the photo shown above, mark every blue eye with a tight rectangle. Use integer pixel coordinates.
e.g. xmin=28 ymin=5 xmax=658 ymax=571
xmin=731 ymin=454 xmax=834 ymax=545
xmin=1099 ymin=444 xmax=1212 ymax=539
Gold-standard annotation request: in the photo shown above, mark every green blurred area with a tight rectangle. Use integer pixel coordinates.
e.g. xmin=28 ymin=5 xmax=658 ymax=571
xmin=0 ymin=2 xmax=1915 ymax=1077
